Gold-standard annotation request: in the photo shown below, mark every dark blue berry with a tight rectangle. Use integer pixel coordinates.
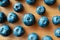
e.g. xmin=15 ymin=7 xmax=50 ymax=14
xmin=26 ymin=0 xmax=36 ymax=5
xmin=23 ymin=13 xmax=35 ymax=26
xmin=0 ymin=12 xmax=6 ymax=23
xmin=54 ymin=28 xmax=60 ymax=37
xmin=0 ymin=0 xmax=10 ymax=7
xmin=44 ymin=0 xmax=56 ymax=5
xmin=13 ymin=26 xmax=25 ymax=37
xmin=42 ymin=35 xmax=53 ymax=40
xmin=0 ymin=24 xmax=12 ymax=36
xmin=14 ymin=2 xmax=24 ymax=12
xmin=7 ymin=12 xmax=18 ymax=23
xmin=28 ymin=33 xmax=39 ymax=40
xmin=58 ymin=5 xmax=60 ymax=11
xmin=38 ymin=16 xmax=49 ymax=27
xmin=36 ymin=6 xmax=46 ymax=15
xmin=52 ymin=16 xmax=60 ymax=25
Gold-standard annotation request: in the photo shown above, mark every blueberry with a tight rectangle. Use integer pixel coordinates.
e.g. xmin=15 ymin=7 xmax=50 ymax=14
xmin=52 ymin=16 xmax=60 ymax=25
xmin=7 ymin=12 xmax=18 ymax=23
xmin=28 ymin=33 xmax=39 ymax=40
xmin=14 ymin=2 xmax=24 ymax=12
xmin=44 ymin=0 xmax=56 ymax=5
xmin=0 ymin=12 xmax=6 ymax=23
xmin=58 ymin=5 xmax=60 ymax=11
xmin=36 ymin=6 xmax=46 ymax=15
xmin=54 ymin=28 xmax=60 ymax=37
xmin=0 ymin=0 xmax=10 ymax=7
xmin=23 ymin=13 xmax=35 ymax=26
xmin=26 ymin=0 xmax=36 ymax=5
xmin=13 ymin=26 xmax=25 ymax=37
xmin=0 ymin=24 xmax=12 ymax=36
xmin=38 ymin=16 xmax=49 ymax=27
xmin=42 ymin=35 xmax=53 ymax=40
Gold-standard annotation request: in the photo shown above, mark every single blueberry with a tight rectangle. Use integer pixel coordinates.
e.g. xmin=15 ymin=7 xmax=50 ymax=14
xmin=0 ymin=24 xmax=12 ymax=36
xmin=28 ymin=33 xmax=39 ymax=40
xmin=14 ymin=2 xmax=24 ymax=12
xmin=7 ymin=12 xmax=18 ymax=23
xmin=23 ymin=13 xmax=35 ymax=26
xmin=52 ymin=16 xmax=60 ymax=25
xmin=0 ymin=12 xmax=6 ymax=23
xmin=26 ymin=0 xmax=36 ymax=5
xmin=44 ymin=0 xmax=56 ymax=5
xmin=36 ymin=6 xmax=46 ymax=15
xmin=58 ymin=5 xmax=60 ymax=11
xmin=38 ymin=16 xmax=49 ymax=27
xmin=42 ymin=35 xmax=53 ymax=40
xmin=0 ymin=0 xmax=10 ymax=7
xmin=54 ymin=28 xmax=60 ymax=37
xmin=13 ymin=26 xmax=25 ymax=37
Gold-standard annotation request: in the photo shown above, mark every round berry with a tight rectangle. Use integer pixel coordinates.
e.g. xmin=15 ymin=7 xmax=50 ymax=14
xmin=0 ymin=12 xmax=6 ymax=23
xmin=0 ymin=0 xmax=10 ymax=7
xmin=52 ymin=16 xmax=60 ymax=25
xmin=23 ymin=13 xmax=35 ymax=26
xmin=28 ymin=33 xmax=39 ymax=40
xmin=0 ymin=24 xmax=12 ymax=36
xmin=58 ymin=5 xmax=60 ymax=11
xmin=54 ymin=28 xmax=60 ymax=37
xmin=42 ymin=35 xmax=53 ymax=40
xmin=44 ymin=0 xmax=56 ymax=5
xmin=13 ymin=26 xmax=25 ymax=37
xmin=38 ymin=16 xmax=49 ymax=27
xmin=26 ymin=0 xmax=36 ymax=5
xmin=36 ymin=6 xmax=46 ymax=15
xmin=7 ymin=12 xmax=18 ymax=23
xmin=14 ymin=2 xmax=24 ymax=12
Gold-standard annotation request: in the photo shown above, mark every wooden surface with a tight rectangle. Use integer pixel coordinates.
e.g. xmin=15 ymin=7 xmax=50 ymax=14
xmin=0 ymin=0 xmax=60 ymax=40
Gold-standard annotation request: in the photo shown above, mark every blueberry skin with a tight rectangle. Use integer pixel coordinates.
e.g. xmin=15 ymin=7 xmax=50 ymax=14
xmin=38 ymin=16 xmax=49 ymax=27
xmin=0 ymin=12 xmax=6 ymax=23
xmin=58 ymin=5 xmax=60 ymax=11
xmin=28 ymin=33 xmax=39 ymax=40
xmin=0 ymin=0 xmax=10 ymax=7
xmin=26 ymin=0 xmax=36 ymax=5
xmin=54 ymin=28 xmax=60 ymax=37
xmin=23 ymin=13 xmax=35 ymax=26
xmin=36 ymin=6 xmax=46 ymax=15
xmin=42 ymin=35 xmax=53 ymax=40
xmin=13 ymin=26 xmax=25 ymax=37
xmin=0 ymin=24 xmax=12 ymax=36
xmin=7 ymin=12 xmax=18 ymax=23
xmin=44 ymin=0 xmax=56 ymax=5
xmin=52 ymin=16 xmax=60 ymax=25
xmin=14 ymin=2 xmax=24 ymax=12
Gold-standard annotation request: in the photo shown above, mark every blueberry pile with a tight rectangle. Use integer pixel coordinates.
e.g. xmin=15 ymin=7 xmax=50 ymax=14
xmin=0 ymin=0 xmax=60 ymax=40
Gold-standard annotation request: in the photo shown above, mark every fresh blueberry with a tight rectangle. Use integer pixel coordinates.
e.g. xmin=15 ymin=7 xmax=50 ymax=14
xmin=36 ymin=6 xmax=46 ymax=15
xmin=23 ymin=13 xmax=35 ymax=26
xmin=38 ymin=16 xmax=49 ymax=27
xmin=13 ymin=26 xmax=25 ymax=37
xmin=14 ymin=2 xmax=24 ymax=12
xmin=54 ymin=28 xmax=60 ymax=37
xmin=26 ymin=0 xmax=36 ymax=5
xmin=44 ymin=0 xmax=56 ymax=5
xmin=0 ymin=0 xmax=10 ymax=7
xmin=42 ymin=35 xmax=53 ymax=40
xmin=52 ymin=16 xmax=60 ymax=25
xmin=7 ymin=12 xmax=18 ymax=23
xmin=58 ymin=5 xmax=60 ymax=11
xmin=0 ymin=24 xmax=12 ymax=36
xmin=0 ymin=12 xmax=6 ymax=23
xmin=28 ymin=33 xmax=39 ymax=40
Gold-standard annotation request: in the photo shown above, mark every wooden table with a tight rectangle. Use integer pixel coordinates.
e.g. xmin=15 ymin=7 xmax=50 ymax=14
xmin=0 ymin=0 xmax=60 ymax=40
